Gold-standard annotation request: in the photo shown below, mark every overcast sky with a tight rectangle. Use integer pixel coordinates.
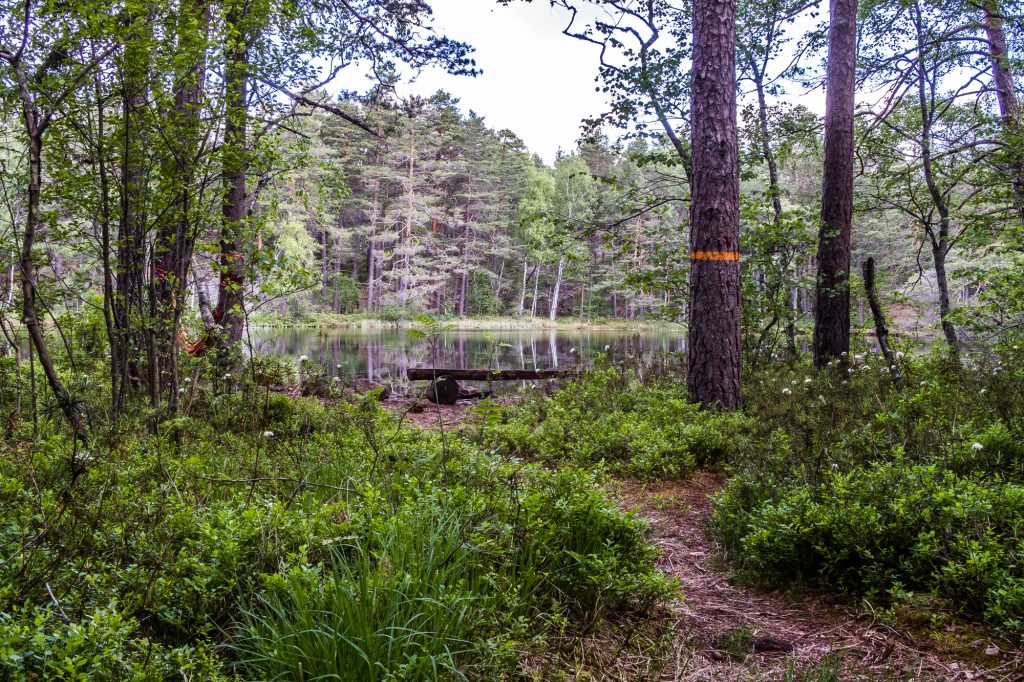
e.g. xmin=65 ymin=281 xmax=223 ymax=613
xmin=347 ymin=1 xmax=829 ymax=165
xmin=396 ymin=0 xmax=610 ymax=164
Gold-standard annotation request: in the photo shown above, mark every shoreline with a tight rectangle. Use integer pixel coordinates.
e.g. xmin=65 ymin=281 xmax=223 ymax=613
xmin=250 ymin=312 xmax=687 ymax=332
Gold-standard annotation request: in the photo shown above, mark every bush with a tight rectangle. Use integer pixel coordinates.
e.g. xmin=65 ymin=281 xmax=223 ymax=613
xmin=486 ymin=369 xmax=754 ymax=478
xmin=715 ymin=460 xmax=1024 ymax=633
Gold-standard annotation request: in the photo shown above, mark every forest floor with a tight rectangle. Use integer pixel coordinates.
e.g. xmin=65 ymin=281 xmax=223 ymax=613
xmin=386 ymin=399 xmax=1024 ymax=680
xmin=605 ymin=475 xmax=1024 ymax=681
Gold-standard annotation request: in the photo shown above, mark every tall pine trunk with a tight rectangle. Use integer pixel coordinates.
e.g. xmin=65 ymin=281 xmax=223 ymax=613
xmin=687 ymin=0 xmax=742 ymax=410
xmin=813 ymin=0 xmax=858 ymax=367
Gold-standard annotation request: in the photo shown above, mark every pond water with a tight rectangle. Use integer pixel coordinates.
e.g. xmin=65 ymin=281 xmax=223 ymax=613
xmin=250 ymin=326 xmax=687 ymax=393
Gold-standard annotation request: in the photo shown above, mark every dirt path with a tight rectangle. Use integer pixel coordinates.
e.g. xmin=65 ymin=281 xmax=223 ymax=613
xmin=612 ymin=475 xmax=1024 ymax=681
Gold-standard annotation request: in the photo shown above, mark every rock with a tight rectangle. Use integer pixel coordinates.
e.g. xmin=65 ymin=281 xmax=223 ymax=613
xmin=353 ymin=379 xmax=391 ymax=401
xmin=425 ymin=376 xmax=460 ymax=404
xmin=985 ymin=645 xmax=1000 ymax=656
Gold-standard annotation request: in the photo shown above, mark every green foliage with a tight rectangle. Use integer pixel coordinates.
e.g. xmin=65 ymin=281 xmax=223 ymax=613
xmin=486 ymin=368 xmax=754 ymax=479
xmin=0 ymin=387 xmax=671 ymax=678
xmin=0 ymin=604 xmax=230 ymax=681
xmin=714 ymin=352 xmax=1024 ymax=635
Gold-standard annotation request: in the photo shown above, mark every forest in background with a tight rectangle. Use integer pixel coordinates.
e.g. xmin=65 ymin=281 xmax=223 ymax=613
xmin=4 ymin=0 xmax=1024 ymax=355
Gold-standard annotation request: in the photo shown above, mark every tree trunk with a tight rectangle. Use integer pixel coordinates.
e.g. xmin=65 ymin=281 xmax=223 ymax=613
xmin=11 ymin=64 xmax=88 ymax=442
xmin=687 ymin=0 xmax=742 ymax=410
xmin=517 ymin=259 xmax=528 ymax=315
xmin=813 ymin=0 xmax=858 ymax=367
xmin=530 ymin=265 xmax=540 ymax=317
xmin=152 ymin=0 xmax=210 ymax=413
xmin=549 ymin=258 xmax=564 ymax=321
xmin=983 ymin=0 xmax=1024 ymax=225
xmin=119 ymin=24 xmax=151 ymax=405
xmin=862 ymin=257 xmax=903 ymax=388
xmin=215 ymin=5 xmax=249 ymax=369
xmin=912 ymin=1 xmax=959 ymax=361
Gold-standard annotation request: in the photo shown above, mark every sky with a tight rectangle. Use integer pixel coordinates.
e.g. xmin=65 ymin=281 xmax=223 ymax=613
xmin=333 ymin=1 xmax=830 ymax=165
xmin=390 ymin=0 xmax=611 ymax=164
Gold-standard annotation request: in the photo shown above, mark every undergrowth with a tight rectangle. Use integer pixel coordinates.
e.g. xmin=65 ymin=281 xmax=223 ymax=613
xmin=0 ymin=383 xmax=674 ymax=679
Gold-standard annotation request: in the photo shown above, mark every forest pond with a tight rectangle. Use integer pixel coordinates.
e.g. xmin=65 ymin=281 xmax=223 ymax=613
xmin=250 ymin=326 xmax=687 ymax=394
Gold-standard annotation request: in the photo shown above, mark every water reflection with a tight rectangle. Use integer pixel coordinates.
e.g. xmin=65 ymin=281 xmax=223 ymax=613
xmin=249 ymin=326 xmax=687 ymax=392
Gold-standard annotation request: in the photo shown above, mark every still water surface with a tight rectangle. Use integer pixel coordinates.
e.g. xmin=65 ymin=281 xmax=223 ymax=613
xmin=251 ymin=326 xmax=687 ymax=390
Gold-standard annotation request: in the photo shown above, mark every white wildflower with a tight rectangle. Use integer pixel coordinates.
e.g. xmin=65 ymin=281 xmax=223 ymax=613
xmin=920 ymin=381 xmax=928 ymax=387
xmin=804 ymin=377 xmax=812 ymax=384
xmin=972 ymin=442 xmax=984 ymax=452
xmin=980 ymin=388 xmax=987 ymax=395
xmin=842 ymin=380 xmax=849 ymax=386
xmin=569 ymin=347 xmax=576 ymax=354
xmin=818 ymin=395 xmax=826 ymax=402
xmin=896 ymin=352 xmax=905 ymax=359
xmin=604 ymin=344 xmax=611 ymax=352
xmin=183 ymin=377 xmax=191 ymax=383
xmin=781 ymin=388 xmax=792 ymax=396
xmin=299 ymin=354 xmax=309 ymax=363
xmin=223 ymin=373 xmax=231 ymax=380
xmin=791 ymin=380 xmax=798 ymax=386
xmin=178 ymin=388 xmax=185 ymax=394
xmin=263 ymin=431 xmax=274 ymax=438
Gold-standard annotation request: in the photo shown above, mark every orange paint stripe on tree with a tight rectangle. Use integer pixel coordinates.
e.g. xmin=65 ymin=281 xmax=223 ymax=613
xmin=690 ymin=250 xmax=740 ymax=262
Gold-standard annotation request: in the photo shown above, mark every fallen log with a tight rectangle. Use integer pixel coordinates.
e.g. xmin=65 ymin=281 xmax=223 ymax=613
xmin=407 ymin=368 xmax=578 ymax=382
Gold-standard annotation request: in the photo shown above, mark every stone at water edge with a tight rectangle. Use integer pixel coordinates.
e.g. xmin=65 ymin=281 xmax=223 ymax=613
xmin=425 ymin=376 xmax=461 ymax=405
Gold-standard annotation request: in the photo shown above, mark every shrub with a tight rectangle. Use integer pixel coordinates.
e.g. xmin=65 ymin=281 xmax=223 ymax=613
xmin=486 ymin=369 xmax=754 ymax=478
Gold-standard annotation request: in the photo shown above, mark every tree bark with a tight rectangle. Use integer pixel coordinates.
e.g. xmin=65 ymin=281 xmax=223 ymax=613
xmin=530 ymin=264 xmax=540 ymax=317
xmin=813 ymin=0 xmax=858 ymax=367
xmin=983 ymin=0 xmax=1024 ymax=226
xmin=687 ymin=0 xmax=742 ymax=410
xmin=549 ymin=258 xmax=564 ymax=321
xmin=517 ymin=259 xmax=528 ymax=314
xmin=862 ymin=257 xmax=903 ymax=388
xmin=9 ymin=61 xmax=88 ymax=442
xmin=215 ymin=4 xmax=250 ymax=370
xmin=912 ymin=1 xmax=959 ymax=360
